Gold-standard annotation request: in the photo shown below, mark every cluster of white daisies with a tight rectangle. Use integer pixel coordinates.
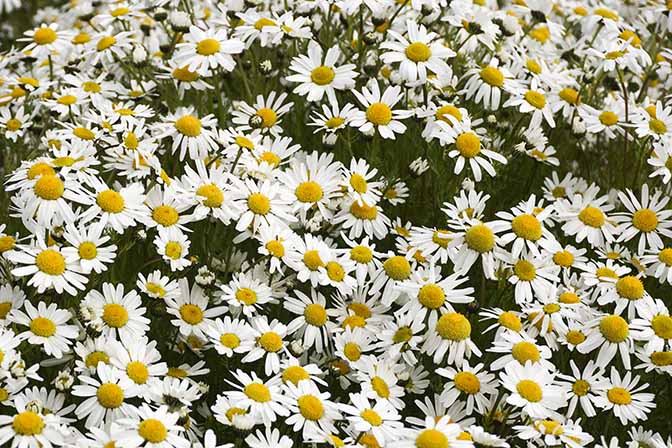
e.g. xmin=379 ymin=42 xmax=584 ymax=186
xmin=1 ymin=0 xmax=672 ymax=447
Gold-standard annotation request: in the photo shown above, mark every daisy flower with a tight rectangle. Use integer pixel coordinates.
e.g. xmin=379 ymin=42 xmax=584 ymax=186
xmin=218 ymin=270 xmax=274 ymax=317
xmin=231 ymin=92 xmax=293 ymax=136
xmin=0 ymin=395 xmax=64 ymax=448
xmin=615 ymin=184 xmax=672 ymax=252
xmin=350 ymin=82 xmax=413 ymax=139
xmin=224 ymin=370 xmax=290 ymax=426
xmin=229 ymin=178 xmax=296 ymax=234
xmin=109 ymin=337 xmax=168 ymax=391
xmin=500 ymin=361 xmax=566 ymax=420
xmin=577 ymin=313 xmax=642 ymax=370
xmin=174 ymin=25 xmax=244 ymax=76
xmin=61 ymin=222 xmax=117 ymax=274
xmin=555 ymin=184 xmax=617 ymax=247
xmin=648 ymin=139 xmax=672 ymax=184
xmin=339 ymin=392 xmax=402 ymax=445
xmin=79 ymin=178 xmax=146 ymax=234
xmin=285 ymin=289 xmax=337 ymax=353
xmin=116 ymin=404 xmax=189 ymax=448
xmin=19 ymin=23 xmax=72 ymax=59
xmin=166 ymin=279 xmax=226 ymax=339
xmin=154 ymin=227 xmax=192 ymax=271
xmin=83 ymin=283 xmax=149 ymax=341
xmin=422 ymin=310 xmax=481 ymax=365
xmin=204 ymin=316 xmax=255 ymax=358
xmin=437 ymin=360 xmax=496 ymax=415
xmin=557 ymin=360 xmax=609 ymax=418
xmin=154 ymin=107 xmax=219 ymax=161
xmin=286 ymin=41 xmax=357 ymax=103
xmin=243 ymin=316 xmax=288 ymax=375
xmin=136 ymin=270 xmax=180 ymax=301
xmin=462 ymin=58 xmax=521 ymax=110
xmin=394 ymin=416 xmax=473 ymax=448
xmin=284 ymin=380 xmax=340 ymax=437
xmin=595 ymin=367 xmax=655 ymax=424
xmin=11 ymin=301 xmax=78 ymax=359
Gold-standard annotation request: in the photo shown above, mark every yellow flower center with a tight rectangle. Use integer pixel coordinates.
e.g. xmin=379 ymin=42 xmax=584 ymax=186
xmin=511 ymin=214 xmax=542 ymax=241
xmin=152 ymin=205 xmax=179 ymax=227
xmin=244 ymin=383 xmax=271 ymax=402
xmin=247 ymin=193 xmax=271 ymax=215
xmin=78 ymin=242 xmax=97 ymax=260
xmin=526 ymin=59 xmax=542 ymax=74
xmin=498 ymin=311 xmax=522 ymax=331
xmin=534 ymin=420 xmax=563 ymax=435
xmin=651 ymin=351 xmax=672 ymax=366
xmin=35 ymin=249 xmax=66 ymax=275
xmin=455 ymin=132 xmax=481 ymax=158
xmin=296 ymin=181 xmax=323 ymax=203
xmin=303 ymin=250 xmax=325 ymax=271
xmin=254 ymin=18 xmax=276 ymax=30
xmin=465 ymin=224 xmax=495 ymax=253
xmin=607 ymin=387 xmax=632 ymax=405
xmin=514 ymin=260 xmax=536 ymax=281
xmin=599 ymin=315 xmax=629 ymax=342
xmin=298 ymin=395 xmax=324 ymax=420
xmin=559 ymin=292 xmax=580 ymax=304
xmin=30 ymin=317 xmax=56 ymax=337
xmin=326 ymin=261 xmax=345 ymax=282
xmin=599 ymin=111 xmax=618 ymax=126
xmin=651 ymin=315 xmax=672 ymax=339
xmin=310 ymin=66 xmax=335 ymax=85
xmin=27 ymin=162 xmax=55 ymax=180
xmin=256 ymin=108 xmax=277 ymax=127
xmin=82 ymin=81 xmax=100 ymax=92
xmin=282 ymin=366 xmax=309 ymax=385
xmin=649 ymin=118 xmax=667 ymax=134
xmin=566 ymin=330 xmax=586 ymax=345
xmin=85 ymin=351 xmax=109 ymax=368
xmin=594 ymin=7 xmax=619 ymax=20
xmin=111 ymin=7 xmax=129 ymax=16
xmin=480 ymin=66 xmax=504 ymax=87
xmin=13 ymin=411 xmax=45 ymax=435
xmin=361 ymin=409 xmax=383 ymax=426
xmin=57 ymin=95 xmax=77 ymax=106
xmin=304 ymin=303 xmax=327 ymax=326
xmin=512 ymin=341 xmax=540 ymax=364
xmin=33 ymin=27 xmax=57 ymax=45
xmin=349 ymin=174 xmax=368 ymax=193
xmin=6 ymin=118 xmax=21 ymax=131
xmin=418 ymin=284 xmax=446 ymax=309
xmin=559 ymin=87 xmax=580 ymax=105
xmin=524 ymin=91 xmax=546 ymax=109
xmin=405 ymin=42 xmax=431 ymax=62
xmin=138 ymin=419 xmax=167 ymax=443
xmin=220 ymin=333 xmax=240 ymax=349
xmin=436 ymin=312 xmax=470 ymax=340
xmin=366 ymin=103 xmax=392 ymax=126
xmin=350 ymin=202 xmax=378 ymax=220
xmin=572 ymin=379 xmax=590 ymax=396
xmin=175 ymin=115 xmax=202 ymax=137
xmin=126 ymin=361 xmax=149 ymax=384
xmin=435 ymin=105 xmax=462 ymax=123
xmin=516 ymin=379 xmax=542 ymax=402
xmin=196 ymin=38 xmax=220 ymax=56
xmin=383 ymin=256 xmax=411 ymax=280
xmin=454 ymin=371 xmax=480 ymax=394
xmin=371 ymin=376 xmax=390 ymax=399
xmin=343 ymin=342 xmax=361 ymax=361
xmin=632 ymin=208 xmax=658 ymax=232
xmin=350 ymin=245 xmax=373 ymax=264
xmin=596 ymin=266 xmax=618 ymax=279
xmin=179 ymin=304 xmax=203 ymax=325
xmin=266 ymin=240 xmax=285 ymax=258
xmin=342 ymin=315 xmax=366 ymax=329
xmin=196 ymin=184 xmax=224 ymax=208
xmin=0 ymin=235 xmax=13 ymax=253
xmin=164 ymin=242 xmax=182 ymax=260
xmin=529 ymin=25 xmax=550 ymax=43
xmin=34 ymin=174 xmax=64 ymax=200
xmin=615 ymin=276 xmax=644 ymax=300
xmin=393 ymin=326 xmax=413 ymax=344
xmin=349 ymin=303 xmax=371 ymax=319
xmin=102 ymin=304 xmax=129 ymax=328
xmin=259 ymin=332 xmax=283 ymax=352
xmin=97 ymin=190 xmax=125 ymax=213
xmin=173 ymin=66 xmax=200 ymax=82
xmin=553 ymin=251 xmax=574 ymax=267
xmin=235 ymin=288 xmax=257 ymax=305
xmin=578 ymin=206 xmax=605 ymax=227
xmin=416 ymin=429 xmax=448 ymax=448
xmin=96 ymin=36 xmax=116 ymax=52
xmin=146 ymin=282 xmax=166 ymax=297
xmin=97 ymin=383 xmax=124 ymax=408
xmin=325 ymin=116 xmax=345 ymax=128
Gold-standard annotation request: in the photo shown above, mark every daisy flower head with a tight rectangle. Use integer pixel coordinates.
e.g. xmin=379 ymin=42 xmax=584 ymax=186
xmin=437 ymin=360 xmax=497 ymax=415
xmin=394 ymin=415 xmax=473 ymax=448
xmin=422 ymin=310 xmax=482 ymax=365
xmin=500 ymin=361 xmax=566 ymax=420
xmin=557 ymin=360 xmax=609 ymax=418
xmin=350 ymin=82 xmax=413 ymax=139
xmin=284 ymin=380 xmax=340 ymax=437
xmin=19 ymin=23 xmax=72 ymax=59
xmin=154 ymin=227 xmax=192 ymax=271
xmin=174 ymin=25 xmax=244 ymax=76
xmin=284 ymin=289 xmax=337 ymax=353
xmin=462 ymin=58 xmax=521 ymax=110
xmin=243 ymin=316 xmax=288 ymax=375
xmin=224 ymin=370 xmax=289 ymax=426
xmin=287 ymin=41 xmax=357 ymax=103
xmin=380 ymin=19 xmax=454 ymax=83
xmin=204 ymin=316 xmax=254 ymax=358
xmin=154 ymin=107 xmax=219 ymax=161
xmin=165 ymin=278 xmax=227 ymax=339
xmin=0 ymin=394 xmax=64 ymax=448
xmin=339 ymin=392 xmax=402 ymax=445
xmin=82 ymin=282 xmax=150 ymax=341
xmin=116 ymin=403 xmax=190 ymax=448
xmin=61 ymin=222 xmax=117 ymax=274
xmin=232 ymin=92 xmax=293 ymax=136
xmin=615 ymin=184 xmax=672 ymax=252
xmin=594 ymin=367 xmax=655 ymax=425
xmin=555 ymin=184 xmax=617 ymax=248
xmin=11 ymin=300 xmax=78 ymax=358
xmin=503 ymin=79 xmax=556 ymax=128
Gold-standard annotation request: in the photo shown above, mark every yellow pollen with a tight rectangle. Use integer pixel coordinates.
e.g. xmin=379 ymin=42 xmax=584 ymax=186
xmin=78 ymin=242 xmax=98 ymax=260
xmin=599 ymin=111 xmax=618 ymax=126
xmin=126 ymin=361 xmax=149 ymax=384
xmin=512 ymin=341 xmax=540 ymax=364
xmin=578 ymin=206 xmax=605 ymax=227
xmin=173 ymin=66 xmax=199 ymax=82
xmin=35 ymin=249 xmax=66 ymax=275
xmin=418 ymin=284 xmax=445 ymax=309
xmin=282 ymin=366 xmax=309 ymax=385
xmin=559 ymin=87 xmax=580 ymax=105
xmin=342 ymin=315 xmax=366 ymax=329
xmin=73 ymin=127 xmax=95 ymax=140
xmin=33 ymin=27 xmax=57 ymax=45
xmin=325 ymin=116 xmax=345 ymax=128
xmin=30 ymin=317 xmax=56 ymax=337
xmin=295 ymin=181 xmax=323 ymax=203
xmin=607 ymin=387 xmax=632 ymax=405
xmin=350 ymin=245 xmax=373 ymax=264
xmin=96 ymin=36 xmax=116 ymax=51
xmin=34 ymin=174 xmax=64 ymax=200
xmin=146 ymin=283 xmax=165 ymax=298
xmin=651 ymin=315 xmax=672 ymax=339
xmin=649 ymin=118 xmax=667 ymax=134
xmin=310 ymin=66 xmax=335 ymax=85
xmin=349 ymin=174 xmax=368 ymax=193
xmin=303 ymin=250 xmax=325 ymax=271
xmin=524 ymin=91 xmax=546 ymax=109
xmin=6 ymin=118 xmax=21 ymax=131
xmin=326 ymin=261 xmax=345 ymax=282
xmin=247 ymin=193 xmax=271 ymax=215
xmin=465 ymin=224 xmax=495 ymax=253
xmin=651 ymin=351 xmax=672 ymax=366
xmin=235 ymin=288 xmax=257 ymax=305
xmin=553 ymin=250 xmax=574 ymax=267
xmin=97 ymin=383 xmax=124 ymax=408
xmin=514 ymin=260 xmax=536 ymax=281
xmin=383 ymin=256 xmax=411 ymax=280
xmin=436 ymin=312 xmax=470 ymax=340
xmin=102 ymin=304 xmax=129 ymax=328
xmin=12 ymin=411 xmax=45 ymax=436
xmin=498 ymin=311 xmax=522 ymax=331
xmin=371 ymin=376 xmax=390 ymax=399
xmin=244 ymin=383 xmax=271 ymax=402
xmin=632 ymin=209 xmax=658 ymax=232
xmin=572 ymin=379 xmax=590 ymax=396
xmin=435 ymin=105 xmax=462 ymax=123
xmin=175 ymin=115 xmax=201 ymax=137
xmin=256 ymin=108 xmax=278 ymax=127
xmin=220 ymin=333 xmax=240 ymax=349
xmin=511 ymin=214 xmax=542 ymax=241
xmin=164 ymin=242 xmax=182 ymax=260
xmin=416 ymin=429 xmax=448 ymax=448
xmin=366 ymin=103 xmax=392 ymax=126
xmin=27 ymin=162 xmax=55 ymax=179
xmin=599 ymin=315 xmax=629 ymax=342
xmin=350 ymin=202 xmax=378 ymax=220
xmin=298 ymin=395 xmax=324 ymax=421
xmin=455 ymin=132 xmax=481 ymax=158
xmin=254 ymin=18 xmax=276 ymax=30
xmin=152 ymin=205 xmax=179 ymax=227
xmin=111 ymin=6 xmax=129 ymax=16
xmin=544 ymin=303 xmax=560 ymax=314
xmin=480 ymin=66 xmax=504 ymax=87
xmin=85 ymin=351 xmax=109 ymax=368
xmin=97 ymin=190 xmax=125 ymax=213
xmin=534 ymin=420 xmax=563 ymax=435
xmin=343 ymin=342 xmax=361 ymax=361
xmin=405 ymin=42 xmax=431 ymax=62
xmin=529 ymin=25 xmax=550 ymax=43
xmin=393 ymin=326 xmax=413 ymax=344
xmin=348 ymin=303 xmax=371 ymax=319
xmin=454 ymin=371 xmax=480 ymax=394
xmin=259 ymin=332 xmax=283 ymax=352
xmin=615 ymin=276 xmax=644 ymax=300
xmin=138 ymin=419 xmax=167 ymax=443
xmin=361 ymin=409 xmax=383 ymax=426
xmin=57 ymin=95 xmax=77 ymax=106
xmin=304 ymin=303 xmax=327 ymax=326
xmin=266 ymin=240 xmax=285 ymax=258
xmin=0 ymin=236 xmax=14 ymax=253
xmin=516 ymin=379 xmax=542 ymax=402
xmin=179 ymin=304 xmax=203 ymax=325
xmin=196 ymin=184 xmax=224 ymax=208
xmin=526 ymin=60 xmax=542 ymax=74
xmin=566 ymin=330 xmax=586 ymax=345
xmin=196 ymin=38 xmax=220 ymax=56
xmin=559 ymin=292 xmax=580 ymax=304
